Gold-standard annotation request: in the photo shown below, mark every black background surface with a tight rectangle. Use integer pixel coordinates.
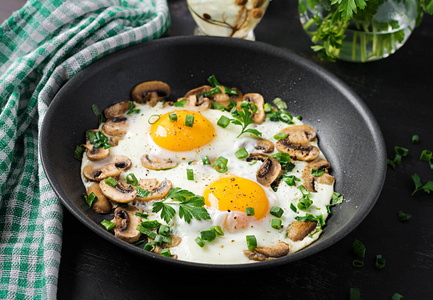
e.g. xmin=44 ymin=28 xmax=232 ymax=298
xmin=57 ymin=1 xmax=433 ymax=299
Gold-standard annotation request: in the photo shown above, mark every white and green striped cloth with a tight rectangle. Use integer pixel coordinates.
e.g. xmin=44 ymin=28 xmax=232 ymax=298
xmin=0 ymin=0 xmax=170 ymax=298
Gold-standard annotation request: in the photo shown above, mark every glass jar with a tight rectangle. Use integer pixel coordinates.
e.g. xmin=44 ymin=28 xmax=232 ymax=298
xmin=299 ymin=0 xmax=420 ymax=62
xmin=187 ymin=0 xmax=270 ymax=40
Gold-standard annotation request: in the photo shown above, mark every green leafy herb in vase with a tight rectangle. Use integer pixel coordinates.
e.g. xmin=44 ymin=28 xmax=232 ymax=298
xmin=299 ymin=0 xmax=433 ymax=62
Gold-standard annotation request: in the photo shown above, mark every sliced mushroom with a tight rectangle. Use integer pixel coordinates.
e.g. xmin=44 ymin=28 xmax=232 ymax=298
xmin=275 ymin=125 xmax=320 ymax=161
xmin=185 ymin=95 xmax=211 ymax=111
xmin=111 ymin=206 xmax=141 ymax=243
xmin=99 ymin=177 xmax=137 ymax=203
xmin=256 ymin=157 xmax=282 ymax=187
xmin=243 ymin=241 xmax=290 ymax=261
xmin=246 ymin=153 xmax=269 ymax=162
xmin=83 ymin=155 xmax=132 ymax=181
xmin=102 ymin=116 xmax=129 ymax=137
xmin=131 ymin=81 xmax=171 ymax=107
xmin=212 ymin=86 xmax=243 ymax=108
xmin=255 ymin=138 xmax=274 ymax=153
xmin=86 ymin=183 xmax=112 ymax=214
xmin=286 ymin=220 xmax=317 ymax=242
xmin=83 ymin=130 xmax=110 ymax=161
xmin=141 ymin=154 xmax=178 ymax=170
xmin=136 ymin=179 xmax=172 ymax=201
xmin=302 ymin=159 xmax=335 ymax=192
xmin=238 ymin=93 xmax=265 ymax=124
xmin=104 ymin=100 xmax=130 ymax=119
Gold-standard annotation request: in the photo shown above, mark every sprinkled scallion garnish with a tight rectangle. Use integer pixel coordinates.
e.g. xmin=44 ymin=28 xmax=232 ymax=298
xmin=388 ymin=146 xmax=409 ymax=169
xmin=173 ymin=98 xmax=186 ymax=107
xmin=84 ymin=192 xmax=97 ymax=207
xmin=104 ymin=177 xmax=117 ymax=187
xmin=148 ymin=114 xmax=160 ymax=125
xmin=136 ymin=187 xmax=150 ymax=199
xmin=398 ymin=210 xmax=412 ymax=222
xmin=86 ymin=130 xmax=112 ymax=149
xmin=352 ymin=239 xmax=366 ymax=258
xmin=169 ymin=112 xmax=177 ymax=122
xmin=271 ymin=218 xmax=282 ymax=229
xmin=201 ymin=156 xmax=210 ymax=165
xmin=187 ymin=168 xmax=194 ymax=180
xmin=126 ymin=101 xmax=140 ymax=114
xmin=101 ymin=219 xmax=115 ymax=231
xmin=235 ymin=147 xmax=249 ymax=159
xmin=412 ymin=134 xmax=419 ymax=144
xmin=245 ymin=207 xmax=255 ymax=216
xmin=246 ymin=235 xmax=257 ymax=250
xmin=91 ymin=104 xmax=105 ymax=126
xmin=375 ymin=254 xmax=386 ymax=269
xmin=185 ymin=114 xmax=194 ymax=127
xmin=311 ymin=169 xmax=325 ymax=177
xmin=273 ymin=132 xmax=288 ymax=140
xmin=217 ymin=115 xmax=231 ymax=128
xmin=213 ymin=156 xmax=228 ymax=173
xmin=270 ymin=206 xmax=284 ymax=218
xmin=126 ymin=173 xmax=138 ymax=186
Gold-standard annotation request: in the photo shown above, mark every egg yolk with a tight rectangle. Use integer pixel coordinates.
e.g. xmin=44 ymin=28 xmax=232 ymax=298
xmin=150 ymin=110 xmax=215 ymax=152
xmin=204 ymin=176 xmax=269 ymax=220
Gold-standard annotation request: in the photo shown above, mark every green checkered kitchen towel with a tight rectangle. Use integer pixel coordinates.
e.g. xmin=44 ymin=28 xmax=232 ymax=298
xmin=0 ymin=0 xmax=170 ymax=298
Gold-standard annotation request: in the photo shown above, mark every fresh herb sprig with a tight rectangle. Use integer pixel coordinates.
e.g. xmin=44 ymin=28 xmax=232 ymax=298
xmin=229 ymin=101 xmax=263 ymax=138
xmin=152 ymin=188 xmax=210 ymax=224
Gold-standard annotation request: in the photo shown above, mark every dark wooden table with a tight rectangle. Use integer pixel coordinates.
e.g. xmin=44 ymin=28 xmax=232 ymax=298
xmin=56 ymin=1 xmax=433 ymax=299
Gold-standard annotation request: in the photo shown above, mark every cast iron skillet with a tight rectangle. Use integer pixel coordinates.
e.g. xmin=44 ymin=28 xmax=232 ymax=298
xmin=40 ymin=36 xmax=386 ymax=270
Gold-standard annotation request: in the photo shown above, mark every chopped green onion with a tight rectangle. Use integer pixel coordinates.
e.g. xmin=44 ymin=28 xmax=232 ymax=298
xmin=387 ymin=159 xmax=396 ymax=169
xmin=273 ymin=132 xmax=288 ymax=140
xmin=246 ymin=235 xmax=257 ymax=250
xmin=207 ymin=74 xmax=221 ymax=87
xmin=84 ymin=192 xmax=97 ymax=207
xmin=213 ymin=156 xmax=228 ymax=173
xmin=91 ymin=104 xmax=105 ymax=126
xmin=271 ymin=218 xmax=282 ymax=229
xmin=217 ymin=115 xmax=231 ymax=128
xmin=160 ymin=248 xmax=171 ymax=257
xmin=278 ymin=111 xmax=293 ymax=123
xmin=148 ymin=114 xmax=160 ymax=125
xmin=349 ymin=288 xmax=360 ymax=300
xmin=201 ymin=230 xmax=216 ymax=242
xmin=223 ymin=86 xmax=239 ymax=96
xmin=290 ymin=203 xmax=298 ymax=213
xmin=245 ymin=207 xmax=255 ymax=216
xmin=352 ymin=239 xmax=366 ymax=259
xmin=297 ymin=196 xmax=313 ymax=211
xmin=263 ymin=103 xmax=273 ymax=113
xmin=200 ymin=87 xmax=222 ymax=98
xmin=169 ymin=112 xmax=177 ymax=122
xmin=395 ymin=146 xmax=409 ymax=157
xmin=126 ymin=101 xmax=140 ymax=114
xmin=101 ymin=219 xmax=115 ymax=230
xmin=331 ymin=192 xmax=343 ymax=206
xmin=352 ymin=259 xmax=364 ymax=268
xmin=201 ymin=156 xmax=210 ymax=165
xmin=104 ymin=177 xmax=117 ymax=187
xmin=295 ymin=214 xmax=325 ymax=227
xmin=210 ymin=102 xmax=226 ymax=111
xmin=270 ymin=206 xmax=284 ymax=218
xmin=412 ymin=134 xmax=419 ymax=144
xmin=185 ymin=114 xmax=194 ymax=127
xmin=210 ymin=225 xmax=224 ymax=236
xmin=136 ymin=187 xmax=150 ymax=198
xmin=272 ymin=97 xmax=287 ymax=110
xmin=143 ymin=241 xmax=157 ymax=252
xmin=135 ymin=212 xmax=148 ymax=219
xmin=420 ymin=149 xmax=432 ymax=162
xmin=235 ymin=147 xmax=249 ymax=159
xmin=86 ymin=130 xmax=112 ymax=149
xmin=187 ymin=168 xmax=194 ymax=180
xmin=297 ymin=115 xmax=302 ymax=120
xmin=136 ymin=225 xmax=171 ymax=244
xmin=270 ymin=152 xmax=294 ymax=170
xmin=398 ymin=210 xmax=412 ymax=222
xmin=141 ymin=220 xmax=161 ymax=230
xmin=195 ymin=237 xmax=205 ymax=247
xmin=375 ymin=254 xmax=386 ymax=269
xmin=126 ymin=173 xmax=138 ymax=186
xmin=284 ymin=175 xmax=299 ymax=187
xmin=158 ymin=225 xmax=170 ymax=236
xmin=173 ymin=98 xmax=186 ymax=107
xmin=154 ymin=234 xmax=164 ymax=245
xmin=74 ymin=145 xmax=85 ymax=160
xmin=391 ymin=293 xmax=404 ymax=300
xmin=311 ymin=169 xmax=325 ymax=177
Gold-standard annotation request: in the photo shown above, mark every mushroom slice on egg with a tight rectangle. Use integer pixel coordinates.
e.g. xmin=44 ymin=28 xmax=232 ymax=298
xmin=110 ymin=206 xmax=141 ymax=243
xmin=184 ymin=95 xmax=211 ymax=111
xmin=83 ymin=155 xmax=132 ymax=181
xmin=102 ymin=116 xmax=129 ymax=137
xmin=83 ymin=129 xmax=110 ymax=161
xmin=104 ymin=100 xmax=130 ymax=119
xmin=302 ymin=159 xmax=335 ymax=192
xmin=131 ymin=81 xmax=171 ymax=107
xmin=275 ymin=125 xmax=320 ymax=161
xmin=238 ymin=93 xmax=265 ymax=124
xmin=286 ymin=220 xmax=317 ymax=242
xmin=254 ymin=138 xmax=274 ymax=153
xmin=243 ymin=241 xmax=290 ymax=261
xmin=99 ymin=177 xmax=137 ymax=203
xmin=141 ymin=154 xmax=178 ymax=170
xmin=136 ymin=178 xmax=172 ymax=201
xmin=246 ymin=153 xmax=269 ymax=162
xmin=86 ymin=183 xmax=112 ymax=214
xmin=256 ymin=157 xmax=282 ymax=187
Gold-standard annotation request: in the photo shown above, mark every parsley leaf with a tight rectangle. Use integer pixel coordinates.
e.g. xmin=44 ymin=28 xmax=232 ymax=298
xmin=152 ymin=188 xmax=210 ymax=223
xmin=411 ymin=173 xmax=433 ymax=196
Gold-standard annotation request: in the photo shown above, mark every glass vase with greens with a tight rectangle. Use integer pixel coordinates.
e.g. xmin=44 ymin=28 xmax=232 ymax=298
xmin=299 ymin=0 xmax=433 ymax=62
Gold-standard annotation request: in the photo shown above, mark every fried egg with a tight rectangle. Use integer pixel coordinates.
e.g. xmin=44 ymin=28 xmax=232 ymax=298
xmin=80 ymin=82 xmax=337 ymax=264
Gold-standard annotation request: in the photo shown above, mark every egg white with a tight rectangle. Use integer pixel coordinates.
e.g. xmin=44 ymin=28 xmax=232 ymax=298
xmin=81 ymin=102 xmax=334 ymax=264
